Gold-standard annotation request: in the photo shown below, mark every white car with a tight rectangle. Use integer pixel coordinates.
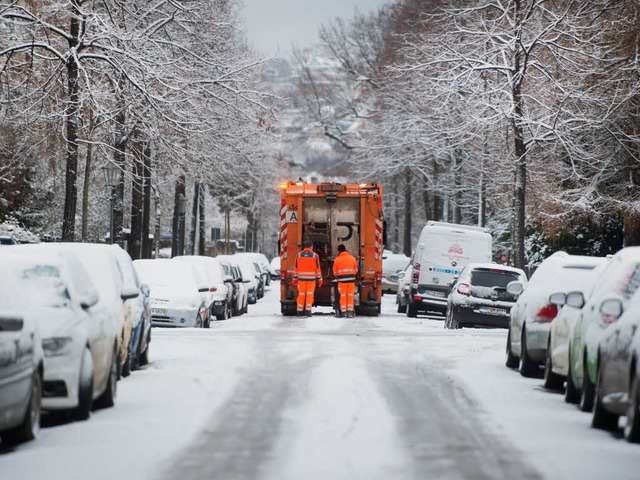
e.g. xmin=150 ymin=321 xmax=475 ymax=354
xmin=5 ymin=247 xmax=119 ymax=420
xmin=506 ymin=252 xmax=607 ymax=378
xmin=269 ymin=256 xmax=281 ymax=281
xmin=382 ymin=253 xmax=410 ymax=294
xmin=174 ymin=255 xmax=232 ymax=321
xmin=218 ymin=256 xmax=249 ymax=316
xmin=0 ymin=255 xmax=44 ymax=444
xmin=545 ymin=257 xmax=609 ymax=390
xmin=133 ymin=259 xmax=209 ymax=328
xmin=172 ymin=256 xmax=214 ymax=327
xmin=233 ymin=256 xmax=260 ymax=304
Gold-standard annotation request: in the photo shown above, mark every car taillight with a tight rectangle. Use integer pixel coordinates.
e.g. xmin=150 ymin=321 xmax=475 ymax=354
xmin=209 ymin=287 xmax=217 ymax=292
xmin=457 ymin=282 xmax=470 ymax=296
xmin=536 ymin=304 xmax=558 ymax=323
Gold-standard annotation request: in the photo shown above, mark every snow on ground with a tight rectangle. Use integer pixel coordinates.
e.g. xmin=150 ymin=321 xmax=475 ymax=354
xmin=2 ymin=285 xmax=640 ymax=480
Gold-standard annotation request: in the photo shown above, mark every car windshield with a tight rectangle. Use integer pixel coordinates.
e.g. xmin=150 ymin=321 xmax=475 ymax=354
xmin=20 ymin=263 xmax=71 ymax=308
xmin=470 ymin=269 xmax=520 ymax=288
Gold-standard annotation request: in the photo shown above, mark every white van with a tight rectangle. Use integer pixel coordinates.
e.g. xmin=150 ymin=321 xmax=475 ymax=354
xmin=407 ymin=221 xmax=492 ymax=317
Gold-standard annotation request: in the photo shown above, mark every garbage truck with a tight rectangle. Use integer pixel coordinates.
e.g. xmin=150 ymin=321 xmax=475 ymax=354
xmin=279 ymin=181 xmax=384 ymax=316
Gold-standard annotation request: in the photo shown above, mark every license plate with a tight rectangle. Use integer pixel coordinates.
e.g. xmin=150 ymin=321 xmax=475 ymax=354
xmin=425 ymin=290 xmax=446 ymax=298
xmin=479 ymin=306 xmax=506 ymax=315
xmin=152 ymin=308 xmax=168 ymax=316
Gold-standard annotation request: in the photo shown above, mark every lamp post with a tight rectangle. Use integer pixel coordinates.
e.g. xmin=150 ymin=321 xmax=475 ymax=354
xmin=102 ymin=164 xmax=121 ymax=245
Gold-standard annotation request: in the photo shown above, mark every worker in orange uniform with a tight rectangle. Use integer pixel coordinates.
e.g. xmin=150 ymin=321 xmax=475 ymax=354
xmin=293 ymin=239 xmax=323 ymax=317
xmin=333 ymin=244 xmax=358 ymax=318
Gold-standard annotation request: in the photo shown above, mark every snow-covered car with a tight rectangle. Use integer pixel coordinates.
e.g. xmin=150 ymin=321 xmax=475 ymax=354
xmin=133 ymin=259 xmax=209 ymax=328
xmin=172 ymin=256 xmax=214 ymax=327
xmin=217 ymin=256 xmax=249 ymax=316
xmin=111 ymin=246 xmax=151 ymax=371
xmin=0 ymin=256 xmax=43 ymax=444
xmin=591 ymin=288 xmax=640 ymax=440
xmin=445 ymin=263 xmax=527 ymax=329
xmin=396 ymin=265 xmax=412 ymax=313
xmin=174 ymin=255 xmax=232 ymax=321
xmin=269 ymin=256 xmax=281 ymax=281
xmin=566 ymin=246 xmax=640 ymax=412
xmin=228 ymin=255 xmax=260 ymax=304
xmin=5 ymin=246 xmax=119 ymax=420
xmin=58 ymin=243 xmax=141 ymax=378
xmin=506 ymin=251 xmax=606 ymax=378
xmin=544 ymin=257 xmax=609 ymax=390
xmin=382 ymin=253 xmax=410 ymax=294
xmin=236 ymin=252 xmax=271 ymax=287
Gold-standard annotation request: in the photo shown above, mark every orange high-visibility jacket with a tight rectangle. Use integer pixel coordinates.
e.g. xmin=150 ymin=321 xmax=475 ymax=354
xmin=333 ymin=251 xmax=358 ymax=282
xmin=294 ymin=248 xmax=322 ymax=281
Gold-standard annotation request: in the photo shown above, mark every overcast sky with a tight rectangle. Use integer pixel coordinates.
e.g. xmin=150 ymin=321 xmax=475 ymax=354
xmin=241 ymin=0 xmax=391 ymax=56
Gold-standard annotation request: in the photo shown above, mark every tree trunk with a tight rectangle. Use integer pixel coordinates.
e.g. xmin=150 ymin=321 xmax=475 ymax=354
xmin=403 ymin=168 xmax=412 ymax=257
xmin=61 ymin=3 xmax=81 ymax=242
xmin=187 ymin=182 xmax=199 ymax=255
xmin=198 ymin=183 xmax=206 ymax=256
xmin=113 ymin=96 xmax=127 ymax=248
xmin=623 ymin=211 xmax=640 ymax=246
xmin=81 ymin=109 xmax=94 ymax=242
xmin=129 ymin=142 xmax=144 ymax=260
xmin=142 ymin=145 xmax=152 ymax=258
xmin=172 ymin=175 xmax=186 ymax=257
xmin=452 ymin=149 xmax=462 ymax=224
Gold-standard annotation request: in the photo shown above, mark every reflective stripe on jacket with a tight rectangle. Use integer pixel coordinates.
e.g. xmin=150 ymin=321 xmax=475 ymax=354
xmin=333 ymin=251 xmax=358 ymax=282
xmin=294 ymin=248 xmax=322 ymax=281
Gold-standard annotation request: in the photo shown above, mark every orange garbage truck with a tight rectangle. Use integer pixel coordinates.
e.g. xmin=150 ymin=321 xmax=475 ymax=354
xmin=279 ymin=181 xmax=384 ymax=316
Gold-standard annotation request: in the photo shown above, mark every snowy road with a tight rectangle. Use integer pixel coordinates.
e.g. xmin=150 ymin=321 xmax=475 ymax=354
xmin=2 ymin=285 xmax=640 ymax=480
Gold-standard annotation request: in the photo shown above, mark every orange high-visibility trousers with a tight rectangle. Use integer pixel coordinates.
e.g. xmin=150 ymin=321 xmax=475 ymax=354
xmin=337 ymin=282 xmax=355 ymax=313
xmin=297 ymin=280 xmax=316 ymax=313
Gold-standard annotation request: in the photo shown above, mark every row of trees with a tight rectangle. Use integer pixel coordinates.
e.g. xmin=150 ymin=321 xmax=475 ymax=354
xmin=295 ymin=0 xmax=639 ymax=267
xmin=0 ymin=0 xmax=282 ymax=258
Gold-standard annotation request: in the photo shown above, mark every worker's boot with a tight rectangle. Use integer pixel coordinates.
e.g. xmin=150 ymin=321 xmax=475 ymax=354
xmin=348 ymin=310 xmax=355 ymax=318
xmin=304 ymin=309 xmax=312 ymax=317
xmin=296 ymin=310 xmax=304 ymax=317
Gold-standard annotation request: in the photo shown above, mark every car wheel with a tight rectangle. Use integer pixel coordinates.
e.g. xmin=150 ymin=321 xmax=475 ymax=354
xmin=122 ymin=339 xmax=132 ymax=378
xmin=1 ymin=368 xmax=42 ymax=444
xmin=139 ymin=330 xmax=150 ymax=367
xmin=592 ymin=364 xmax=619 ymax=430
xmin=397 ymin=300 xmax=407 ymax=314
xmin=407 ymin=302 xmax=418 ymax=318
xmin=94 ymin=346 xmax=118 ymax=410
xmin=580 ymin=356 xmax=595 ymax=412
xmin=543 ymin=340 xmax=564 ymax=390
xmin=519 ymin=326 xmax=540 ymax=378
xmin=71 ymin=348 xmax=94 ymax=421
xmin=565 ymin=353 xmax=581 ymax=404
xmin=505 ymin=328 xmax=519 ymax=369
xmin=445 ymin=307 xmax=460 ymax=329
xmin=624 ymin=374 xmax=640 ymax=442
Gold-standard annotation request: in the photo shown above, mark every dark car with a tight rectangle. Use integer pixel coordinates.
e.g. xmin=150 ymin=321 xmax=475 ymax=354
xmin=445 ymin=263 xmax=527 ymax=329
xmin=592 ymin=291 xmax=640 ymax=442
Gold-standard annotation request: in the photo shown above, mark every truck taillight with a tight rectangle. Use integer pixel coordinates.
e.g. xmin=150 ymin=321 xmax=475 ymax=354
xmin=280 ymin=271 xmax=286 ymax=281
xmin=412 ymin=263 xmax=420 ymax=284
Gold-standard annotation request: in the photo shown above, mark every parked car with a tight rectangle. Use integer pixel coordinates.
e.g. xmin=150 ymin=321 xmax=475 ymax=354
xmin=5 ymin=246 xmax=119 ymax=420
xmin=111 ymin=246 xmax=151 ymax=371
xmin=235 ymin=252 xmax=269 ymax=294
xmin=506 ymin=252 xmax=606 ymax=378
xmin=174 ymin=255 xmax=231 ymax=321
xmin=445 ymin=263 xmax=527 ymax=329
xmin=58 ymin=243 xmax=141 ymax=378
xmin=396 ymin=265 xmax=412 ymax=313
xmin=0 ymin=256 xmax=43 ymax=444
xmin=172 ymin=257 xmax=214 ymax=327
xmin=133 ymin=259 xmax=209 ymax=328
xmin=544 ymin=257 xmax=609 ymax=390
xmin=217 ymin=256 xmax=249 ymax=316
xmin=591 ymin=288 xmax=640 ymax=440
xmin=269 ymin=256 xmax=281 ymax=281
xmin=566 ymin=246 xmax=640 ymax=412
xmin=226 ymin=255 xmax=259 ymax=304
xmin=382 ymin=253 xmax=410 ymax=295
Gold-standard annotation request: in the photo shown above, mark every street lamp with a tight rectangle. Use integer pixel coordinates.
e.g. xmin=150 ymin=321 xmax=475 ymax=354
xmin=102 ymin=164 xmax=121 ymax=244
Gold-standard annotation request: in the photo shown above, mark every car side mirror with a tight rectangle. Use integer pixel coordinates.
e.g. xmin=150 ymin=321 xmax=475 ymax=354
xmin=140 ymin=283 xmax=150 ymax=296
xmin=600 ymin=298 xmax=623 ymax=319
xmin=549 ymin=292 xmax=566 ymax=306
xmin=506 ymin=281 xmax=524 ymax=296
xmin=565 ymin=291 xmax=585 ymax=309
xmin=80 ymin=289 xmax=99 ymax=309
